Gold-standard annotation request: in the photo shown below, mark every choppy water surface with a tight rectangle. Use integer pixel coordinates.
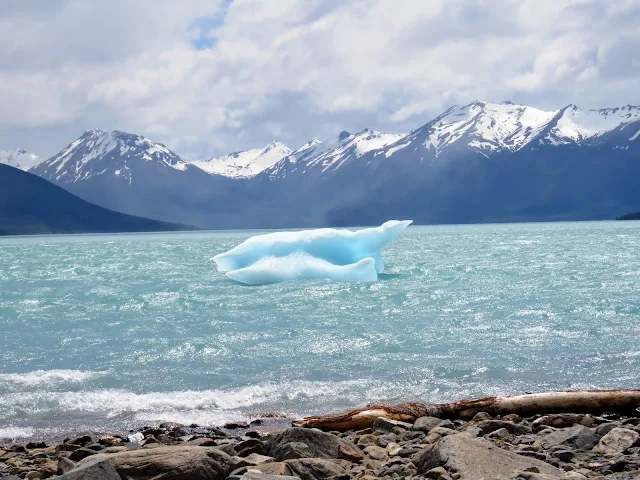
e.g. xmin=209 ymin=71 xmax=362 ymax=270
xmin=1 ymin=222 xmax=639 ymax=442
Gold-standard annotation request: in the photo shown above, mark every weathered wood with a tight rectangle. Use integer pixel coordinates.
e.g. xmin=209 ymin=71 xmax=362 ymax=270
xmin=292 ymin=390 xmax=640 ymax=431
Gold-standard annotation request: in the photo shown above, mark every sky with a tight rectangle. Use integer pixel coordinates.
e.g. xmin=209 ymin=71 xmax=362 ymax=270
xmin=0 ymin=0 xmax=639 ymax=160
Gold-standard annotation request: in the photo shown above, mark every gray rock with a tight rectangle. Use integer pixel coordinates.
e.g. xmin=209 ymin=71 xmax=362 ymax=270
xmin=416 ymin=433 xmax=562 ymax=479
xmin=573 ymin=429 xmax=601 ymax=451
xmin=356 ymin=434 xmax=379 ymax=446
xmin=534 ymin=425 xmax=591 ymax=450
xmin=472 ymin=412 xmax=492 ymax=421
xmin=476 ymin=420 xmax=531 ymax=436
xmin=232 ymin=454 xmax=275 ymax=469
xmin=54 ymin=460 xmax=120 ymax=480
xmin=68 ymin=448 xmax=97 ymax=462
xmin=236 ymin=439 xmax=266 ymax=457
xmin=363 ymin=445 xmax=387 ymax=461
xmin=487 ymin=428 xmax=512 ymax=441
xmin=595 ymin=422 xmax=617 ymax=437
xmin=285 ymin=458 xmax=347 ymax=480
xmin=68 ymin=436 xmax=93 ymax=447
xmin=552 ymin=450 xmax=575 ymax=462
xmin=413 ymin=417 xmax=453 ymax=433
xmin=593 ymin=427 xmax=640 ymax=455
xmin=270 ymin=442 xmax=314 ymax=460
xmin=266 ymin=428 xmax=361 ymax=461
xmin=424 ymin=466 xmax=452 ymax=479
xmin=532 ymin=414 xmax=594 ymax=433
xmin=372 ymin=417 xmax=413 ymax=432
xmin=77 ymin=446 xmax=233 ymax=480
xmin=229 ymin=472 xmax=300 ymax=480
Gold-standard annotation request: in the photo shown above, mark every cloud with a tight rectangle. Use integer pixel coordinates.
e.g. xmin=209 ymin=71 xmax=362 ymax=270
xmin=0 ymin=0 xmax=638 ymax=159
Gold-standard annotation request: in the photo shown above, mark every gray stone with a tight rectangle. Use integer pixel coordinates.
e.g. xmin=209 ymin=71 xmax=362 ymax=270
xmin=593 ymin=427 xmax=640 ymax=455
xmin=595 ymin=423 xmax=617 ymax=437
xmin=232 ymin=454 xmax=275 ymax=469
xmin=68 ymin=448 xmax=97 ymax=462
xmin=487 ymin=427 xmax=512 ymax=440
xmin=424 ymin=466 xmax=452 ymax=479
xmin=77 ymin=446 xmax=233 ymax=480
xmin=266 ymin=428 xmax=361 ymax=461
xmin=236 ymin=439 xmax=266 ymax=457
xmin=552 ymin=450 xmax=575 ymax=462
xmin=285 ymin=458 xmax=347 ymax=480
xmin=55 ymin=460 xmax=120 ymax=480
xmin=356 ymin=434 xmax=379 ymax=446
xmin=534 ymin=425 xmax=591 ymax=450
xmin=372 ymin=417 xmax=413 ymax=432
xmin=573 ymin=429 xmax=600 ymax=451
xmin=532 ymin=414 xmax=595 ymax=433
xmin=416 ymin=433 xmax=562 ymax=479
xmin=413 ymin=417 xmax=452 ymax=433
xmin=230 ymin=472 xmax=301 ymax=480
xmin=363 ymin=445 xmax=387 ymax=461
xmin=476 ymin=420 xmax=531 ymax=436
xmin=270 ymin=442 xmax=314 ymax=460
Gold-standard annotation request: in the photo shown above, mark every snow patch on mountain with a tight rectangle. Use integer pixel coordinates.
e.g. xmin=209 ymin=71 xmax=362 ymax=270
xmin=193 ymin=141 xmax=292 ymax=178
xmin=548 ymin=105 xmax=640 ymax=144
xmin=0 ymin=148 xmax=43 ymax=171
xmin=419 ymin=101 xmax=558 ymax=156
xmin=267 ymin=129 xmax=406 ymax=179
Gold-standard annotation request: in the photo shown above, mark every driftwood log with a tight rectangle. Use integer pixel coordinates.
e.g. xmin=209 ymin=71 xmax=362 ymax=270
xmin=292 ymin=390 xmax=640 ymax=431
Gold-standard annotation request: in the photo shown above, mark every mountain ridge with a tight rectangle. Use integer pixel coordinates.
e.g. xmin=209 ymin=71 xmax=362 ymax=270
xmin=24 ymin=100 xmax=640 ymax=229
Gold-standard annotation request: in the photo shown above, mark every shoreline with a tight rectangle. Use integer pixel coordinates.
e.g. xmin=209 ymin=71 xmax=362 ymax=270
xmin=2 ymin=403 xmax=640 ymax=479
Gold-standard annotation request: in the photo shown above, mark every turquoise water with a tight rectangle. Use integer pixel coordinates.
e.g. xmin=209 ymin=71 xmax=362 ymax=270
xmin=1 ymin=222 xmax=639 ymax=441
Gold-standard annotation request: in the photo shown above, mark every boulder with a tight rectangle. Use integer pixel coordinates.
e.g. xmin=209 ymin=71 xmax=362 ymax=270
xmin=232 ymin=453 xmax=275 ymax=469
xmin=229 ymin=472 xmax=300 ymax=480
xmin=533 ymin=425 xmax=591 ymax=450
xmin=285 ymin=458 xmax=347 ymax=480
xmin=337 ymin=444 xmax=363 ymax=462
xmin=372 ymin=418 xmax=412 ymax=432
xmin=593 ymin=427 xmax=640 ymax=455
xmin=68 ymin=448 xmax=97 ymax=462
xmin=416 ymin=434 xmax=562 ymax=479
xmin=413 ymin=417 xmax=453 ymax=433
xmin=247 ymin=462 xmax=293 ymax=476
xmin=68 ymin=436 xmax=93 ymax=447
xmin=266 ymin=428 xmax=361 ymax=461
xmin=77 ymin=446 xmax=233 ymax=480
xmin=54 ymin=459 xmax=120 ymax=480
xmin=531 ymin=414 xmax=594 ymax=433
xmin=475 ymin=420 xmax=531 ymax=436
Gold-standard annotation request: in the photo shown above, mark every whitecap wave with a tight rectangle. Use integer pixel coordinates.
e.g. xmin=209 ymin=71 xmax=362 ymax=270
xmin=0 ymin=426 xmax=35 ymax=439
xmin=0 ymin=369 xmax=108 ymax=387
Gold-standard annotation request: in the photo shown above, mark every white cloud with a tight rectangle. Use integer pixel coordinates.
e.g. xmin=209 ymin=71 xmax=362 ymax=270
xmin=0 ymin=0 xmax=638 ymax=159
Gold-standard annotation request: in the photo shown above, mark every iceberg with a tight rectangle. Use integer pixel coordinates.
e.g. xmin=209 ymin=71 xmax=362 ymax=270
xmin=214 ymin=220 xmax=412 ymax=285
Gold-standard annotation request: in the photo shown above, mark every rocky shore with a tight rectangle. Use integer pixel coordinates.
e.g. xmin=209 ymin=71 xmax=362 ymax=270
xmin=1 ymin=411 xmax=640 ymax=480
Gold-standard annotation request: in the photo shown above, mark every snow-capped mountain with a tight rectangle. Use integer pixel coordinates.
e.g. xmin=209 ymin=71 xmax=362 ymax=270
xmin=25 ymin=101 xmax=640 ymax=229
xmin=31 ymin=129 xmax=223 ymax=225
xmin=192 ymin=141 xmax=292 ymax=178
xmin=266 ymin=128 xmax=405 ymax=179
xmin=0 ymin=148 xmax=43 ymax=171
xmin=369 ymin=101 xmax=640 ymax=161
xmin=32 ymin=129 xmax=193 ymax=185
xmin=543 ymin=104 xmax=640 ymax=146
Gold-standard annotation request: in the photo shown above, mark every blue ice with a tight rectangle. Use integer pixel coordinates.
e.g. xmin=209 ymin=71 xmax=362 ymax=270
xmin=214 ymin=220 xmax=412 ymax=285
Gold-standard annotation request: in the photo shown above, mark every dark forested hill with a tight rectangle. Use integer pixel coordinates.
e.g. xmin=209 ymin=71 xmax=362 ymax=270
xmin=0 ymin=164 xmax=194 ymax=235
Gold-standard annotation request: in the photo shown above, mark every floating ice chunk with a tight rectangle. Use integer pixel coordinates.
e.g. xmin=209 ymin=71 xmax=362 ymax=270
xmin=226 ymin=253 xmax=377 ymax=286
xmin=214 ymin=220 xmax=412 ymax=285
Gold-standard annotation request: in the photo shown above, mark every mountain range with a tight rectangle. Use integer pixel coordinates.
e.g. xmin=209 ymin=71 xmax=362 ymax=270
xmin=11 ymin=101 xmax=640 ymax=229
